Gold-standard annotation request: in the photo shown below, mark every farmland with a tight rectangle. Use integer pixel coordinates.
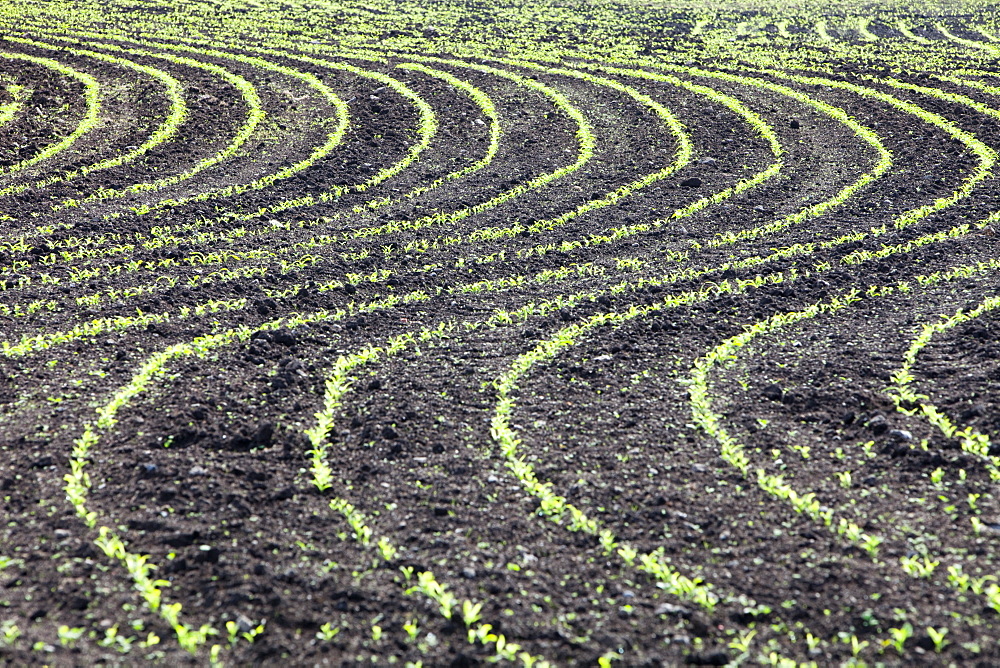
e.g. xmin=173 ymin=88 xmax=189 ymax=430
xmin=3 ymin=0 xmax=1000 ymax=664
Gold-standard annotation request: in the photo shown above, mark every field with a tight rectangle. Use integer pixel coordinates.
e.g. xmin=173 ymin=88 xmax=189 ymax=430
xmin=4 ymin=0 xmax=1000 ymax=664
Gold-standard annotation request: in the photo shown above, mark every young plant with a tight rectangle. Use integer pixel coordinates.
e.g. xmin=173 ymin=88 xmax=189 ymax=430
xmin=926 ymin=627 xmax=949 ymax=653
xmin=316 ymin=623 xmax=340 ymax=642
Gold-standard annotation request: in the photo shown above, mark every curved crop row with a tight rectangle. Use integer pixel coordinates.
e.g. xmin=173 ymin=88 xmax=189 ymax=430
xmin=4 ymin=3 xmax=1000 ymax=665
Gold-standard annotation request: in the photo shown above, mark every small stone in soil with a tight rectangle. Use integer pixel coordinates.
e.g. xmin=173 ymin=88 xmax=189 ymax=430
xmin=960 ymin=404 xmax=986 ymax=421
xmin=195 ymin=546 xmax=221 ymax=563
xmin=867 ymin=414 xmax=889 ymax=434
xmin=685 ymin=650 xmax=729 ymax=666
xmin=188 ymin=465 xmax=207 ymax=476
xmin=653 ymin=603 xmax=691 ymax=617
xmin=271 ymin=329 xmax=297 ymax=346
xmin=889 ymin=429 xmax=913 ymax=441
xmin=762 ymin=383 xmax=783 ymax=401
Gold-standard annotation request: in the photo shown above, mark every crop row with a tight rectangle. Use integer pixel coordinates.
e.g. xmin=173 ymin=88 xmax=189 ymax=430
xmin=2 ymin=4 xmax=1000 ymax=665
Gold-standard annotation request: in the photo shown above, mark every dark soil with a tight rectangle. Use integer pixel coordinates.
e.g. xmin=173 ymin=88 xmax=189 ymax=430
xmin=1 ymin=2 xmax=1000 ymax=666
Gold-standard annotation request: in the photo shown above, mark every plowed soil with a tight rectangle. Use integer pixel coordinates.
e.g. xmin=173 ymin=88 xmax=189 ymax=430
xmin=3 ymin=2 xmax=1000 ymax=666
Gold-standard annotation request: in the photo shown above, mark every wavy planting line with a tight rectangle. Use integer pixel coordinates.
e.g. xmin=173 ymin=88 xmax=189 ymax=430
xmin=936 ymin=22 xmax=996 ymax=53
xmin=0 ymin=53 xmax=589 ymax=291
xmin=0 ymin=58 xmax=497 ymax=279
xmin=488 ymin=306 xmax=874 ymax=660
xmin=132 ymin=47 xmax=687 ymax=267
xmin=8 ymin=40 xmax=683 ymax=276
xmin=34 ymin=38 xmax=267 ymax=210
xmin=18 ymin=28 xmax=378 ymax=222
xmin=31 ymin=227 xmax=860 ymax=664
xmin=17 ymin=95 xmax=992 ymax=668
xmin=0 ymin=36 xmax=186 ymax=200
xmin=861 ymin=73 xmax=1000 ymax=179
xmin=476 ymin=278 xmax=939 ymax=661
xmin=46 ymin=269 xmax=893 ymax=652
xmin=299 ymin=323 xmax=552 ymax=665
xmin=688 ymin=290 xmax=868 ymax=517
xmin=464 ymin=57 xmax=943 ymax=271
xmin=204 ymin=49 xmax=437 ymax=216
xmin=19 ymin=28 xmax=361 ymax=216
xmin=0 ymin=75 xmax=994 ymax=358
xmin=849 ymin=81 xmax=994 ymax=231
xmin=609 ymin=62 xmax=995 ymax=246
xmin=688 ymin=267 xmax=1000 ymax=617
xmin=169 ymin=43 xmax=595 ymax=228
xmin=283 ymin=281 xmax=869 ymax=662
xmin=0 ymin=244 xmax=645 ymax=358
xmin=0 ymin=50 xmax=100 ymax=181
xmin=329 ymin=51 xmax=783 ymax=264
xmin=330 ymin=52 xmax=595 ymax=239
xmin=482 ymin=61 xmax=833 ymax=261
xmin=489 ymin=304 xmax=723 ymax=610
xmin=83 ymin=36 xmax=353 ymax=215
xmin=204 ymin=58 xmax=498 ymax=223
xmin=728 ymin=67 xmax=997 ymax=233
xmin=5 ymin=7 xmax=1000 ymax=660
xmin=896 ymin=19 xmax=932 ymax=44
xmin=588 ymin=61 xmax=890 ymax=248
xmin=107 ymin=58 xmax=497 ymax=243
xmin=18 ymin=29 xmax=452 ymax=224
xmin=7 ymin=255 xmax=652 ymax=398
xmin=857 ymin=18 xmax=879 ymax=42
xmin=0 ymin=195 xmax=987 ymax=362
xmin=460 ymin=56 xmax=692 ymax=241
xmin=391 ymin=62 xmax=500 ymax=197
xmin=59 ymin=293 xmax=430 ymax=659
xmin=886 ymin=291 xmax=1000 ymax=479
